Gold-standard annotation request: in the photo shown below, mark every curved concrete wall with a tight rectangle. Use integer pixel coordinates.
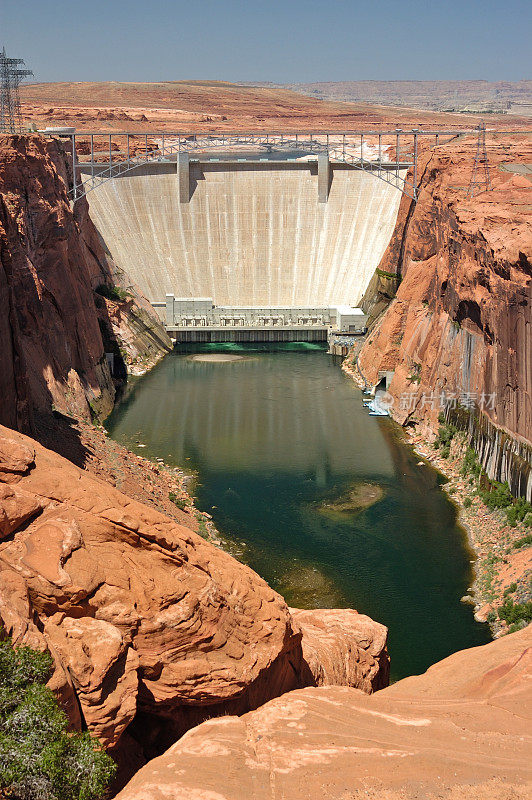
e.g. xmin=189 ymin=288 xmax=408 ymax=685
xmin=86 ymin=162 xmax=404 ymax=307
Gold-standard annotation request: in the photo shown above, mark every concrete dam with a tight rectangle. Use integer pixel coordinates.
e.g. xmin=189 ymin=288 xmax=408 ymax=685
xmin=82 ymin=153 xmax=406 ymax=340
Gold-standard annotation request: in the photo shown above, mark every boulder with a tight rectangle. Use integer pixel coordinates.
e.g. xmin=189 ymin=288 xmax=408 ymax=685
xmin=0 ymin=424 xmax=390 ymax=772
xmin=291 ymin=607 xmax=389 ymax=692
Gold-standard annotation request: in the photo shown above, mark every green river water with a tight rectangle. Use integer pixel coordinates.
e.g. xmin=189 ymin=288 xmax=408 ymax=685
xmin=105 ymin=343 xmax=490 ymax=681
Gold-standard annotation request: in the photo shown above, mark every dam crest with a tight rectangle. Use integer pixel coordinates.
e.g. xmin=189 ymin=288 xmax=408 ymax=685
xmin=51 ymin=130 xmax=460 ymax=341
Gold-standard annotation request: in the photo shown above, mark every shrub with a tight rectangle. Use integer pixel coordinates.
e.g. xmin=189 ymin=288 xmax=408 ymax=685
xmin=503 ymin=582 xmax=517 ymax=596
xmin=497 ymin=598 xmax=532 ymax=626
xmin=407 ymin=362 xmax=421 ymax=384
xmin=463 ymin=496 xmax=472 ymax=508
xmin=461 ymin=447 xmax=482 ymax=478
xmin=169 ymin=492 xmax=187 ymax=511
xmin=435 ymin=422 xmax=457 ymax=451
xmin=0 ymin=634 xmax=115 ymax=800
xmin=514 ymin=532 xmax=532 ymax=549
xmin=477 ymin=480 xmax=513 ymax=511
xmin=506 ymin=497 xmax=532 ymax=528
xmin=94 ymin=284 xmax=128 ymax=303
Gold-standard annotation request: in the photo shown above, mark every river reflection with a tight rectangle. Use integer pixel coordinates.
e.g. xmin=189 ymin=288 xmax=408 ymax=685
xmin=106 ymin=343 xmax=490 ymax=680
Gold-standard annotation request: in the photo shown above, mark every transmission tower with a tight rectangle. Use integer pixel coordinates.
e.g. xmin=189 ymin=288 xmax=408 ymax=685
xmin=0 ymin=47 xmax=33 ymax=133
xmin=467 ymin=123 xmax=491 ymax=197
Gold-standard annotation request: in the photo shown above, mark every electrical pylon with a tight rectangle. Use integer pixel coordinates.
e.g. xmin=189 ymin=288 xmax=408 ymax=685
xmin=0 ymin=46 xmax=33 ymax=133
xmin=467 ymin=123 xmax=491 ymax=197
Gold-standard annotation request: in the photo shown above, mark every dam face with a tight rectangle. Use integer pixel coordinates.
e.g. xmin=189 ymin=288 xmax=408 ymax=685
xmin=85 ymin=160 xmax=403 ymax=314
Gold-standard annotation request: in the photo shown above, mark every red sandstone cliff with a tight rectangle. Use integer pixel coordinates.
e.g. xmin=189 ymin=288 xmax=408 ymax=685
xmin=0 ymin=134 xmax=171 ymax=432
xmin=358 ymin=133 xmax=532 ymax=497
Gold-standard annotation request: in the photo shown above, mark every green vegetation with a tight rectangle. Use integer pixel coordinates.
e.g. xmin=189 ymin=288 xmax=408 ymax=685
xmin=94 ymin=284 xmax=128 ymax=303
xmin=503 ymin=582 xmax=517 ymax=596
xmin=195 ymin=513 xmax=209 ymax=539
xmin=460 ymin=447 xmax=532 ymax=529
xmin=497 ymin=598 xmax=532 ymax=626
xmin=0 ymin=634 xmax=115 ymax=800
xmin=463 ymin=496 xmax=472 ymax=508
xmin=477 ymin=480 xmax=513 ymax=511
xmin=407 ymin=362 xmax=422 ymax=384
xmin=461 ymin=447 xmax=482 ymax=478
xmin=169 ymin=492 xmax=187 ymax=511
xmin=514 ymin=532 xmax=532 ymax=549
xmin=375 ymin=268 xmax=399 ymax=280
xmin=433 ymin=418 xmax=458 ymax=459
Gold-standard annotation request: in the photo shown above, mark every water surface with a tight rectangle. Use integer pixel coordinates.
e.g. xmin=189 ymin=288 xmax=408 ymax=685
xmin=106 ymin=344 xmax=490 ymax=680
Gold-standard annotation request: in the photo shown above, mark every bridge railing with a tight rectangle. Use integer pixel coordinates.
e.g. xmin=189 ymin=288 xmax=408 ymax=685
xmin=44 ymin=129 xmax=474 ymax=203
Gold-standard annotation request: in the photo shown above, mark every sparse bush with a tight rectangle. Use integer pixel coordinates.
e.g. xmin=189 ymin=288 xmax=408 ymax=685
xmin=461 ymin=447 xmax=482 ymax=478
xmin=169 ymin=492 xmax=187 ymax=511
xmin=435 ymin=422 xmax=457 ymax=452
xmin=0 ymin=633 xmax=115 ymax=800
xmin=506 ymin=497 xmax=532 ymax=528
xmin=514 ymin=532 xmax=532 ymax=549
xmin=503 ymin=582 xmax=518 ymax=596
xmin=477 ymin=480 xmax=513 ymax=511
xmin=407 ymin=362 xmax=421 ymax=384
xmin=463 ymin=496 xmax=472 ymax=508
xmin=497 ymin=598 xmax=532 ymax=626
xmin=508 ymin=621 xmax=528 ymax=634
xmin=95 ymin=284 xmax=128 ymax=303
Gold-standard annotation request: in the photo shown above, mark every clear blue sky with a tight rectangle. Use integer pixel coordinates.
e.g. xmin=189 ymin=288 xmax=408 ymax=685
xmin=1 ymin=0 xmax=530 ymax=84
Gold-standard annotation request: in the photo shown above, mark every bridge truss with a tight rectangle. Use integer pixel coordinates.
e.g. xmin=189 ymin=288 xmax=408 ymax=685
xmin=44 ymin=129 xmax=469 ymax=203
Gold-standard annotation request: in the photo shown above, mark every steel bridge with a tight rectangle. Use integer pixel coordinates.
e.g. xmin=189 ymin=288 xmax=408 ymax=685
xmin=42 ymin=129 xmax=470 ymax=203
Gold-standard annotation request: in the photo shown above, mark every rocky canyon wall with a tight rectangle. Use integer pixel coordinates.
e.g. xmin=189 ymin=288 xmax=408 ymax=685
xmin=357 ymin=134 xmax=532 ymax=498
xmin=0 ymin=134 xmax=171 ymax=433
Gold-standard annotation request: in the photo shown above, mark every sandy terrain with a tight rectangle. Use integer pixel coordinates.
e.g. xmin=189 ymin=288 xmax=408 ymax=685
xmin=19 ymin=80 xmax=532 ymax=134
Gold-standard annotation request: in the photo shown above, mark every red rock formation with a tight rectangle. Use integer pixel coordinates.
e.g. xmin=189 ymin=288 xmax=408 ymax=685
xmin=0 ymin=134 xmax=171 ymax=432
xmin=0 ymin=425 xmax=388 ymax=771
xmin=291 ymin=607 xmax=389 ymax=692
xmin=114 ymin=625 xmax=532 ymax=800
xmin=0 ymin=134 xmax=114 ymax=428
xmin=357 ymin=134 xmax=532 ymax=496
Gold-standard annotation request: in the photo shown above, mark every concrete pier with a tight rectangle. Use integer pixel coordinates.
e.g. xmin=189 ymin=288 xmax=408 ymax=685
xmin=177 ymin=152 xmax=190 ymax=203
xmin=317 ymin=153 xmax=330 ymax=202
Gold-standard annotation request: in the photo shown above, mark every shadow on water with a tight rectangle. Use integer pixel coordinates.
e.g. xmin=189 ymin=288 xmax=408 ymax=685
xmin=106 ymin=343 xmax=491 ymax=681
